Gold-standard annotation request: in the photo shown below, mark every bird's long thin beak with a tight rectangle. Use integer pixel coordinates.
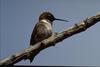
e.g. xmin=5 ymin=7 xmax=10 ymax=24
xmin=55 ymin=18 xmax=68 ymax=22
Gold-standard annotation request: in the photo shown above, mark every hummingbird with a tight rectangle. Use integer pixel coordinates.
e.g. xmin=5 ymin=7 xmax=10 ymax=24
xmin=29 ymin=12 xmax=68 ymax=63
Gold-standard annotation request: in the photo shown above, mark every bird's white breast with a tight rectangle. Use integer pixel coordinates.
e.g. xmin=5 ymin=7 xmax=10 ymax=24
xmin=41 ymin=20 xmax=52 ymax=31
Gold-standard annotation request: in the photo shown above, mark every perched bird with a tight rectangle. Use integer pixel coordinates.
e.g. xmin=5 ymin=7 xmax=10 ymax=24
xmin=29 ymin=12 xmax=68 ymax=63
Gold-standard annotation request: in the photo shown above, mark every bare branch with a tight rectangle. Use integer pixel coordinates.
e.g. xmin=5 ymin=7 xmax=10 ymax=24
xmin=0 ymin=13 xmax=100 ymax=65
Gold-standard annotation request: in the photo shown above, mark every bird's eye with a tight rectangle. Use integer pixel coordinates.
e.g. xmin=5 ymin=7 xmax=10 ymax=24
xmin=47 ymin=15 xmax=51 ymax=17
xmin=47 ymin=15 xmax=51 ymax=19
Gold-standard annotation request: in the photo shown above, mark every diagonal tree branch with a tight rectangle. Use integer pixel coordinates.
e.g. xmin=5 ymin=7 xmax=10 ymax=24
xmin=0 ymin=13 xmax=100 ymax=65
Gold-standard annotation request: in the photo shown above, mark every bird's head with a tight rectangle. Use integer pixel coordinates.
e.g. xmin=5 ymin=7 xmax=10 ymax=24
xmin=39 ymin=12 xmax=68 ymax=22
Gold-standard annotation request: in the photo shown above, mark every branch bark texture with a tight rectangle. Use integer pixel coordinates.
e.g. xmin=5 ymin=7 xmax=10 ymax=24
xmin=0 ymin=13 xmax=100 ymax=65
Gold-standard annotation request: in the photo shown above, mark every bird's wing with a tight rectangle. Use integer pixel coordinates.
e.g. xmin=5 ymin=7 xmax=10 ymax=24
xmin=30 ymin=22 xmax=52 ymax=45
